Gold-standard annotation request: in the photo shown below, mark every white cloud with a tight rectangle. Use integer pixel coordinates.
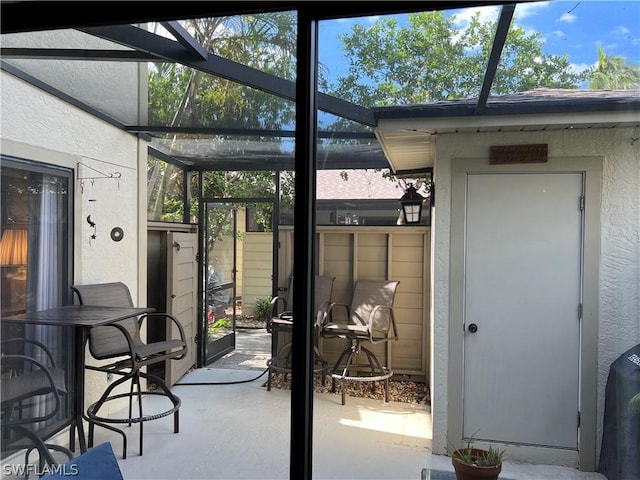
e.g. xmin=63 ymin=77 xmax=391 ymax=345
xmin=520 ymin=24 xmax=540 ymax=38
xmin=451 ymin=5 xmax=500 ymax=29
xmin=514 ymin=1 xmax=551 ymax=20
xmin=610 ymin=24 xmax=640 ymax=47
xmin=558 ymin=12 xmax=577 ymax=23
xmin=551 ymin=30 xmax=566 ymax=38
xmin=337 ymin=15 xmax=381 ymax=25
xmin=613 ymin=25 xmax=630 ymax=35
xmin=600 ymin=42 xmax=620 ymax=52
xmin=569 ymin=62 xmax=592 ymax=75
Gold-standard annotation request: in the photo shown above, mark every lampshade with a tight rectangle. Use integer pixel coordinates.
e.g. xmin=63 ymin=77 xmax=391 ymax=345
xmin=0 ymin=228 xmax=28 ymax=266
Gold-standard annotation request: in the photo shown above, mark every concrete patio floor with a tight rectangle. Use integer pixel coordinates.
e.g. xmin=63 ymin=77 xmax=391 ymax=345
xmin=87 ymin=329 xmax=606 ymax=480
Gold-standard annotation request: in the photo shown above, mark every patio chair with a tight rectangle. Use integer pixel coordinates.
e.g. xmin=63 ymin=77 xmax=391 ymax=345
xmin=266 ymin=275 xmax=335 ymax=390
xmin=266 ymin=275 xmax=295 ymax=357
xmin=319 ymin=279 xmax=400 ymax=405
xmin=1 ymin=338 xmax=73 ymax=469
xmin=71 ymin=282 xmax=187 ymax=458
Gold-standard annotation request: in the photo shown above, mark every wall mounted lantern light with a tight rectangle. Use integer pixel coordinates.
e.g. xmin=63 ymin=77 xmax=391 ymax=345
xmin=399 ymin=183 xmax=425 ymax=224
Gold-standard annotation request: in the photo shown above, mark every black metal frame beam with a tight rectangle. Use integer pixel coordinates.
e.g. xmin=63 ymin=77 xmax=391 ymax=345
xmin=78 ymin=24 xmax=376 ymax=126
xmin=1 ymin=1 xmax=538 ymax=126
xmin=177 ymin=157 xmax=389 ymax=172
xmin=1 ymin=1 xmax=518 ymax=34
xmin=0 ymin=48 xmax=162 ymax=61
xmin=2 ymin=61 xmax=383 ymax=172
xmin=152 ymin=148 xmax=389 ymax=172
xmin=129 ymin=126 xmax=375 ymax=139
xmin=291 ymin=10 xmax=317 ymax=480
xmin=160 ymin=21 xmax=209 ymax=60
xmin=475 ymin=3 xmax=515 ymax=115
xmin=78 ymin=24 xmax=291 ymax=99
xmin=148 ymin=145 xmax=188 ymax=169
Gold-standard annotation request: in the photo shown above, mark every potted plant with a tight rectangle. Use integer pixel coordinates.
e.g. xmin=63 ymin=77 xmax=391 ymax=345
xmin=448 ymin=433 xmax=505 ymax=480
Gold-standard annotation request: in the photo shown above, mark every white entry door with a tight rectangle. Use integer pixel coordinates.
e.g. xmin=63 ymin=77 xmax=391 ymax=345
xmin=166 ymin=231 xmax=198 ymax=386
xmin=463 ymin=173 xmax=583 ymax=449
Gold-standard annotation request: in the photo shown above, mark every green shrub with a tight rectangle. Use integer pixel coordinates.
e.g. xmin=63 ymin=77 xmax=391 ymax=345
xmin=254 ymin=297 xmax=272 ymax=323
xmin=211 ymin=317 xmax=231 ymax=329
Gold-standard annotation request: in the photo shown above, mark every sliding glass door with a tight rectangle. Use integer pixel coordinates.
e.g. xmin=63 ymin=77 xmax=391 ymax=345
xmin=0 ymin=156 xmax=74 ymax=457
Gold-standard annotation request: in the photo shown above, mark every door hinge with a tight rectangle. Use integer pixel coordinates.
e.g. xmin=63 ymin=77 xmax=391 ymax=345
xmin=578 ymin=303 xmax=583 ymax=320
xmin=577 ymin=411 xmax=581 ymax=428
xmin=579 ymin=196 xmax=585 ymax=211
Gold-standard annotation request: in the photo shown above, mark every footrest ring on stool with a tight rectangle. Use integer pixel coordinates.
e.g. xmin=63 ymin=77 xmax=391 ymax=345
xmin=86 ymin=390 xmax=181 ymax=458
xmin=86 ymin=391 xmax=180 ymax=424
xmin=330 ymin=364 xmax=393 ymax=405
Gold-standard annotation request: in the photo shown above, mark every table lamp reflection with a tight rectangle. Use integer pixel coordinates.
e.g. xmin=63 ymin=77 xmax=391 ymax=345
xmin=0 ymin=228 xmax=28 ymax=306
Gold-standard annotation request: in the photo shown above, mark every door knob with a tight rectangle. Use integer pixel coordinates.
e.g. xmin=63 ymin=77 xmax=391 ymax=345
xmin=468 ymin=323 xmax=478 ymax=333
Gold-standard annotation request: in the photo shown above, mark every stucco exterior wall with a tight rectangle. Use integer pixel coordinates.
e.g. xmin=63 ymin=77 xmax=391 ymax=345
xmin=431 ymin=127 xmax=640 ymax=464
xmin=1 ymin=66 xmax=146 ymax=413
xmin=2 ymin=29 xmax=142 ymax=124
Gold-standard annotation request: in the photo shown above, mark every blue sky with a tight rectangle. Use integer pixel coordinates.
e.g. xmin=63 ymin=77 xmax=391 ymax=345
xmin=318 ymin=0 xmax=640 ymax=84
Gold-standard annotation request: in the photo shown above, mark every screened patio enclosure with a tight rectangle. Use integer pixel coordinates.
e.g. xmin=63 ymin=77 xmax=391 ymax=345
xmin=2 ymin=4 xmax=438 ymax=374
xmin=4 ymin=1 xmax=636 ymax=477
xmin=0 ymin=6 xmax=477 ymax=478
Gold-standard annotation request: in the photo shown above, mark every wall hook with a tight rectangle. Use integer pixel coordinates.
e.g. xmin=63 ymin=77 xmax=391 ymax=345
xmin=77 ymin=161 xmax=122 ymax=193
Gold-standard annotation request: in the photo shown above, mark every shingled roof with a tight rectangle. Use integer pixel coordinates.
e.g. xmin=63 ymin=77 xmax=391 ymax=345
xmin=317 ymin=170 xmax=429 ymax=200
xmin=375 ymin=88 xmax=640 ymax=119
xmin=374 ymin=88 xmax=639 ymax=175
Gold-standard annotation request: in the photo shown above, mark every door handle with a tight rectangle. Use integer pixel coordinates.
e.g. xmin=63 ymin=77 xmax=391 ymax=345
xmin=468 ymin=323 xmax=478 ymax=333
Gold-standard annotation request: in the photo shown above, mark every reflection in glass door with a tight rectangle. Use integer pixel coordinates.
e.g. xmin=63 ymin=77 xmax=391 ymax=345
xmin=203 ymin=203 xmax=237 ymax=364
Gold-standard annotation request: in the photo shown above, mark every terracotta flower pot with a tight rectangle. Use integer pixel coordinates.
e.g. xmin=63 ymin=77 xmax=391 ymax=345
xmin=451 ymin=448 xmax=502 ymax=480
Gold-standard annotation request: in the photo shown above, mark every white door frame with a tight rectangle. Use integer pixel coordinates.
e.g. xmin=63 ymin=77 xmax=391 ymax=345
xmin=448 ymin=156 xmax=601 ymax=470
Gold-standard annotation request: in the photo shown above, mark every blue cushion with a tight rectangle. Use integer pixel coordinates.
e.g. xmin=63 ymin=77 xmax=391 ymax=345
xmin=42 ymin=442 xmax=123 ymax=479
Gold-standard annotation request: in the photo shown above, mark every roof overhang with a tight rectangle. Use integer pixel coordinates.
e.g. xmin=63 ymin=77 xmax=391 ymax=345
xmin=374 ymin=129 xmax=436 ymax=176
xmin=374 ymin=89 xmax=640 ymax=175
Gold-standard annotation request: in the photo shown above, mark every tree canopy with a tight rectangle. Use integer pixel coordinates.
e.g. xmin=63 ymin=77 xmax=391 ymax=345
xmin=588 ymin=45 xmax=640 ymax=89
xmin=328 ymin=11 xmax=586 ymax=107
xmin=147 ymin=13 xmax=298 ymax=224
xmin=147 ymin=10 xmax=638 ymax=225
